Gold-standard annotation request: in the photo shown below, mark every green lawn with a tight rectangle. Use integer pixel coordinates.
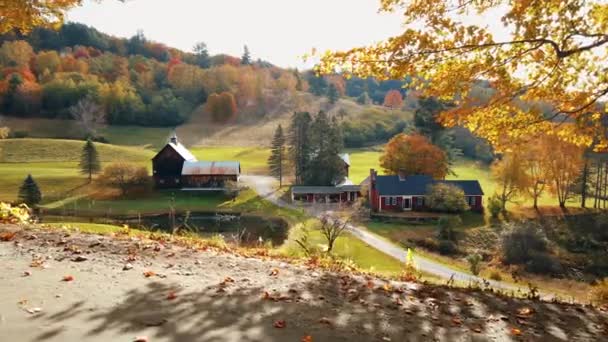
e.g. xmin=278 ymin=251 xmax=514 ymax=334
xmin=189 ymin=146 xmax=271 ymax=174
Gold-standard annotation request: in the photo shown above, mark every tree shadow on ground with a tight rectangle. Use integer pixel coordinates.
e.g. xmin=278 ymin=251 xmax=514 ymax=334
xmin=34 ymin=273 xmax=608 ymax=342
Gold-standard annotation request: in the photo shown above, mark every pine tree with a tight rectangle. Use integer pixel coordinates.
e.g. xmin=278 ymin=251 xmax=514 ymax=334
xmin=268 ymin=125 xmax=286 ymax=186
xmin=327 ymin=84 xmax=339 ymax=104
xmin=288 ymin=112 xmax=312 ymax=185
xmin=18 ymin=174 xmax=41 ymax=206
xmin=241 ymin=45 xmax=252 ymax=65
xmin=79 ymin=138 xmax=101 ymax=182
xmin=307 ymin=112 xmax=346 ymax=185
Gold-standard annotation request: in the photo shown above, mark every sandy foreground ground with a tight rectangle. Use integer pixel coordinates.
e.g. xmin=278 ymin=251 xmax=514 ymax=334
xmin=0 ymin=224 xmax=607 ymax=342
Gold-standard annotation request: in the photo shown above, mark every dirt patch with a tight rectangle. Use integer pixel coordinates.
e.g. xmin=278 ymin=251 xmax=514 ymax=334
xmin=1 ymin=224 xmax=608 ymax=341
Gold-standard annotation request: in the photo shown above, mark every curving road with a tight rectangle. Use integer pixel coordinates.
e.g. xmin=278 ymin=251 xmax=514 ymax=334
xmin=241 ymin=175 xmax=527 ymax=293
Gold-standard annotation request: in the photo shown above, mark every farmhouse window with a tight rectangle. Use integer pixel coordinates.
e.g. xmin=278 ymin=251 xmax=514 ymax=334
xmin=384 ymin=197 xmax=390 ymax=206
xmin=391 ymin=197 xmax=397 ymax=205
xmin=417 ymin=197 xmax=424 ymax=206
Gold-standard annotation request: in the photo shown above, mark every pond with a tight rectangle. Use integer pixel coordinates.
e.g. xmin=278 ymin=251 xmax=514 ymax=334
xmin=41 ymin=212 xmax=289 ymax=247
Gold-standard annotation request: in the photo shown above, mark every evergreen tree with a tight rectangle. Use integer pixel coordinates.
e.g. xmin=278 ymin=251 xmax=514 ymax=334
xmin=268 ymin=125 xmax=286 ymax=186
xmin=356 ymin=91 xmax=371 ymax=105
xmin=327 ymin=84 xmax=339 ymax=104
xmin=193 ymin=42 xmax=210 ymax=68
xmin=241 ymin=45 xmax=252 ymax=65
xmin=18 ymin=174 xmax=41 ymax=206
xmin=79 ymin=138 xmax=101 ymax=182
xmin=306 ymin=112 xmax=346 ymax=185
xmin=288 ymin=112 xmax=312 ymax=185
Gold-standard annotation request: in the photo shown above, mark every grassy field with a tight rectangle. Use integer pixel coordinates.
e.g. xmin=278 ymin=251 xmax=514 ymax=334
xmin=190 ymin=146 xmax=271 ymax=174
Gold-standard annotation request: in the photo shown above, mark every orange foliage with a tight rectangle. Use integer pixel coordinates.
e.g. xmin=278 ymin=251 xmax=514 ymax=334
xmin=2 ymin=67 xmax=36 ymax=83
xmin=206 ymin=92 xmax=238 ymax=123
xmin=383 ymin=89 xmax=403 ymax=109
xmin=380 ymin=133 xmax=448 ymax=179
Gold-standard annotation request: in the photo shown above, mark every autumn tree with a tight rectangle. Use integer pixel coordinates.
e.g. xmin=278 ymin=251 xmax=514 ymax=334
xmin=380 ymin=133 xmax=449 ymax=179
xmin=69 ymin=97 xmax=106 ymax=137
xmin=317 ymin=0 xmax=608 ymax=150
xmin=383 ymin=89 xmax=403 ymax=109
xmin=79 ymin=138 xmax=100 ymax=182
xmin=491 ymin=151 xmax=530 ymax=212
xmin=0 ymin=41 xmax=34 ymax=67
xmin=542 ymin=135 xmax=584 ymax=207
xmin=206 ymin=92 xmax=237 ymax=123
xmin=521 ymin=143 xmax=548 ymax=209
xmin=268 ymin=125 xmax=286 ymax=187
xmin=98 ymin=162 xmax=149 ymax=197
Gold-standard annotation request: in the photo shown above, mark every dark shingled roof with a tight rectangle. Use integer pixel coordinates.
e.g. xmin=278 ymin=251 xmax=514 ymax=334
xmin=375 ymin=175 xmax=484 ymax=196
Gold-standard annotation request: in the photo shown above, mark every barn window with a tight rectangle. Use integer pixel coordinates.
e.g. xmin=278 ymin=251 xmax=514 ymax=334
xmin=384 ymin=197 xmax=390 ymax=206
xmin=470 ymin=196 xmax=476 ymax=206
xmin=391 ymin=197 xmax=397 ymax=205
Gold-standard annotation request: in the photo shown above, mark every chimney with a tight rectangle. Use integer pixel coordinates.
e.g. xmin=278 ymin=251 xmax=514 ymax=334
xmin=370 ymin=169 xmax=377 ymax=188
xmin=170 ymin=131 xmax=178 ymax=144
xmin=398 ymin=169 xmax=406 ymax=181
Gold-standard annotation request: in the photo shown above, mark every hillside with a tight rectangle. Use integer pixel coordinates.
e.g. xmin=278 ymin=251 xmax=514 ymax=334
xmin=1 ymin=223 xmax=607 ymax=342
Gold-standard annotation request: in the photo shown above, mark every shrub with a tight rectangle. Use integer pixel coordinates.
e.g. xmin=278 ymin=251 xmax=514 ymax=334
xmin=98 ymin=162 xmax=150 ymax=197
xmin=437 ymin=215 xmax=462 ymax=241
xmin=466 ymin=253 xmax=483 ymax=275
xmin=591 ymin=278 xmax=608 ymax=305
xmin=501 ymin=221 xmax=548 ymax=264
xmin=489 ymin=270 xmax=502 ymax=281
xmin=488 ymin=194 xmax=502 ymax=218
xmin=525 ymin=252 xmax=562 ymax=275
xmin=427 ymin=183 xmax=469 ymax=213
xmin=438 ymin=239 xmax=458 ymax=255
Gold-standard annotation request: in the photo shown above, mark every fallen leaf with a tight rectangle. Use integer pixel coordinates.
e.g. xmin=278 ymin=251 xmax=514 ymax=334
xmin=71 ymin=256 xmax=88 ymax=262
xmin=319 ymin=317 xmax=332 ymax=325
xmin=511 ymin=328 xmax=522 ymax=336
xmin=0 ymin=232 xmax=17 ymax=241
xmin=133 ymin=336 xmax=148 ymax=342
xmin=123 ymin=263 xmax=134 ymax=271
xmin=143 ymin=271 xmax=156 ymax=278
xmin=62 ymin=275 xmax=74 ymax=282
xmin=473 ymin=327 xmax=482 ymax=333
xmin=269 ymin=268 xmax=279 ymax=276
xmin=516 ymin=306 xmax=534 ymax=317
xmin=262 ymin=291 xmax=271 ymax=300
xmin=25 ymin=307 xmax=42 ymax=314
xmin=451 ymin=317 xmax=462 ymax=326
xmin=301 ymin=335 xmax=313 ymax=342
xmin=23 ymin=271 xmax=31 ymax=277
xmin=273 ymin=320 xmax=286 ymax=328
xmin=223 ymin=276 xmax=235 ymax=283
xmin=166 ymin=292 xmax=177 ymax=300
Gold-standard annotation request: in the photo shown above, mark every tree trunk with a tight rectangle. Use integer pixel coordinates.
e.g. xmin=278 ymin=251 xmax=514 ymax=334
xmin=581 ymin=159 xmax=589 ymax=208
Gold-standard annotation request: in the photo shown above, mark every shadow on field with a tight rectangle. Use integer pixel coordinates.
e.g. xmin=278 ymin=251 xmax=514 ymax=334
xmin=33 ymin=274 xmax=608 ymax=341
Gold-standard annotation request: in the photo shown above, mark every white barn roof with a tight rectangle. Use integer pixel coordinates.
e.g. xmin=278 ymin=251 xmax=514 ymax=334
xmin=339 ymin=153 xmax=351 ymax=166
xmin=182 ymin=161 xmax=241 ymax=176
xmin=167 ymin=142 xmax=197 ymax=162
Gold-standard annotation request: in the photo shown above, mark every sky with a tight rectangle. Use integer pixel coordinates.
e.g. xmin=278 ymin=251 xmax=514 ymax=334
xmin=67 ymin=0 xmax=405 ymax=69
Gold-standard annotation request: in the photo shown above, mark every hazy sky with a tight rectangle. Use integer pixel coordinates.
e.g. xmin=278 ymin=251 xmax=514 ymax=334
xmin=67 ymin=0 xmax=405 ymax=68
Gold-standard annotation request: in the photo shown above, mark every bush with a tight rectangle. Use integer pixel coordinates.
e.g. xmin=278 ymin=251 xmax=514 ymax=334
xmin=489 ymin=270 xmax=502 ymax=281
xmin=438 ymin=239 xmax=458 ymax=255
xmin=467 ymin=253 xmax=483 ymax=275
xmin=501 ymin=222 xmax=548 ymax=265
xmin=9 ymin=130 xmax=28 ymax=138
xmin=591 ymin=278 xmax=608 ymax=305
xmin=488 ymin=194 xmax=502 ymax=218
xmin=437 ymin=215 xmax=462 ymax=241
xmin=525 ymin=252 xmax=563 ymax=275
xmin=98 ymin=162 xmax=150 ymax=197
xmin=427 ymin=183 xmax=469 ymax=213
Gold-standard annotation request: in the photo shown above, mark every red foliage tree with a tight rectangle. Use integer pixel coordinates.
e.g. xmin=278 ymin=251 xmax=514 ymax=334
xmin=383 ymin=89 xmax=403 ymax=109
xmin=380 ymin=133 xmax=448 ymax=179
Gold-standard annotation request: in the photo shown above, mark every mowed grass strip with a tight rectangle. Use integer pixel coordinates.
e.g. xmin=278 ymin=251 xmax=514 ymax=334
xmin=189 ymin=146 xmax=271 ymax=174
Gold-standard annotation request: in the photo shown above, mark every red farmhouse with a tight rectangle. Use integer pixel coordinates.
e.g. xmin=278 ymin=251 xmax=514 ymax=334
xmin=368 ymin=169 xmax=484 ymax=212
